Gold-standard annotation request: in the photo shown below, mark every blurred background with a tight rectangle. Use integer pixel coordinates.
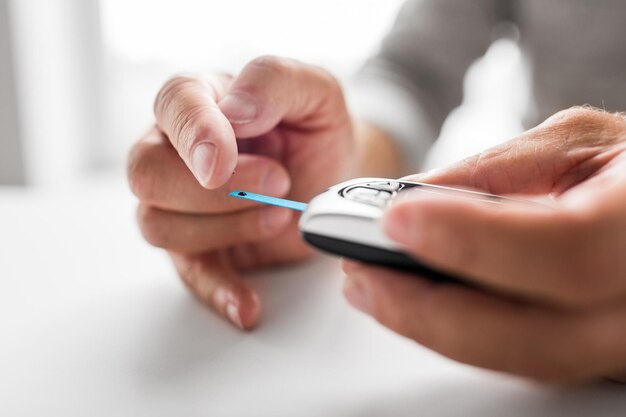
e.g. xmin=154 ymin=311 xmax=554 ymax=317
xmin=0 ymin=0 xmax=528 ymax=188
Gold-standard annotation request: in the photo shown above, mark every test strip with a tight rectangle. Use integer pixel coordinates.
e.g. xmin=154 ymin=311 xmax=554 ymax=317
xmin=229 ymin=190 xmax=308 ymax=212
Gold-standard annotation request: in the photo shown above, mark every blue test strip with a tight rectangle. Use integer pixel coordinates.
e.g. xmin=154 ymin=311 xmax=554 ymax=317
xmin=229 ymin=190 xmax=308 ymax=212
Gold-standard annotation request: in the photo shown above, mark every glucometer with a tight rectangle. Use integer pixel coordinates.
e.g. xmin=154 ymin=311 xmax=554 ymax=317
xmin=230 ymin=178 xmax=541 ymax=283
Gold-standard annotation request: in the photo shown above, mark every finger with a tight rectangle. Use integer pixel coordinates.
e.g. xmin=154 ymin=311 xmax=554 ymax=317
xmin=402 ymin=138 xmax=565 ymax=195
xmin=154 ymin=73 xmax=237 ymax=189
xmin=342 ymin=261 xmax=626 ymax=383
xmin=171 ymin=251 xmax=260 ymax=330
xmin=128 ymin=128 xmax=290 ymax=214
xmin=218 ymin=55 xmax=349 ymax=138
xmin=137 ymin=204 xmax=293 ymax=253
xmin=405 ymin=108 xmax=624 ymax=195
xmin=227 ymin=220 xmax=314 ymax=270
xmin=382 ymin=192 xmax=619 ymax=307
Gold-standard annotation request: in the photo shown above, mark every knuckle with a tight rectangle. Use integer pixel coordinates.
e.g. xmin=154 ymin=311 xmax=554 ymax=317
xmin=550 ymin=106 xmax=604 ymax=127
xmin=136 ymin=205 xmax=169 ymax=248
xmin=154 ymin=74 xmax=215 ymax=153
xmin=246 ymin=56 xmax=342 ymax=93
xmin=127 ymin=142 xmax=157 ymax=201
xmin=247 ymin=55 xmax=293 ymax=77
xmin=170 ymin=103 xmax=212 ymax=155
xmin=543 ymin=106 xmax=611 ymax=145
xmin=154 ymin=75 xmax=191 ymax=116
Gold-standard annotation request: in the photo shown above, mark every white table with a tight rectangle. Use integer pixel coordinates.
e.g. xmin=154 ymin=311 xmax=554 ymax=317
xmin=1 ymin=175 xmax=625 ymax=417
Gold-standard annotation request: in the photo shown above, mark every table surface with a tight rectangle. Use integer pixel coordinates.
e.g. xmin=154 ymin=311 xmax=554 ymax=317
xmin=1 ymin=176 xmax=625 ymax=417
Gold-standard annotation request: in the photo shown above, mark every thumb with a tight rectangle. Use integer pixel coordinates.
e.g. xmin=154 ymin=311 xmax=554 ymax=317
xmin=154 ymin=73 xmax=237 ymax=189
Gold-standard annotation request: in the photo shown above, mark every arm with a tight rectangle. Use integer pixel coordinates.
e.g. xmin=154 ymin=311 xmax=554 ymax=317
xmin=350 ymin=0 xmax=513 ymax=172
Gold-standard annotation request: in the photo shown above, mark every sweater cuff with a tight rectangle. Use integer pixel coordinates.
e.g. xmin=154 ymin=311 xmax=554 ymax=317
xmin=346 ymin=68 xmax=435 ymax=174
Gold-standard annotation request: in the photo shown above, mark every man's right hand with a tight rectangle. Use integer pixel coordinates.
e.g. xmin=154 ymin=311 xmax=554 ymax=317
xmin=127 ymin=56 xmax=362 ymax=330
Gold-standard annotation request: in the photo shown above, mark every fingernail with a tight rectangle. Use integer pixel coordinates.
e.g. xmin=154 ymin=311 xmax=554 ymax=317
xmin=262 ymin=167 xmax=290 ymax=196
xmin=343 ymin=276 xmax=371 ymax=314
xmin=226 ymin=302 xmax=244 ymax=330
xmin=190 ymin=142 xmax=217 ymax=186
xmin=261 ymin=206 xmax=291 ymax=234
xmin=219 ymin=93 xmax=259 ymax=124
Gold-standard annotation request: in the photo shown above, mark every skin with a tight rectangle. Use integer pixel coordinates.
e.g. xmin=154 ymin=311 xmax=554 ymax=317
xmin=342 ymin=107 xmax=626 ymax=383
xmin=129 ymin=56 xmax=626 ymax=383
xmin=127 ymin=56 xmax=401 ymax=330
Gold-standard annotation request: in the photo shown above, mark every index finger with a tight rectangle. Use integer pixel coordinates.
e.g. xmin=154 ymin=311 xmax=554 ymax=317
xmin=408 ymin=108 xmax=625 ymax=195
xmin=154 ymin=73 xmax=238 ymax=189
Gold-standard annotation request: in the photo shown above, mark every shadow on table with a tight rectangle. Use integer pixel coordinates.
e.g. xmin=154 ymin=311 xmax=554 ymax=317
xmin=131 ymin=256 xmax=345 ymax=382
xmin=131 ymin=288 xmax=243 ymax=380
xmin=343 ymin=377 xmax=626 ymax=417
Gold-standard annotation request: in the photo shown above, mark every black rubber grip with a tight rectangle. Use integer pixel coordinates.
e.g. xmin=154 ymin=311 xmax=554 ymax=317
xmin=302 ymin=232 xmax=463 ymax=284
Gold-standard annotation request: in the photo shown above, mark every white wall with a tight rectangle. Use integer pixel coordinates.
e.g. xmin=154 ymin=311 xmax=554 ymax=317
xmin=4 ymin=0 xmax=527 ymax=187
xmin=100 ymin=0 xmax=526 ymax=173
xmin=9 ymin=0 xmax=104 ymax=187
xmin=99 ymin=0 xmax=408 ymax=172
xmin=0 ymin=0 xmax=24 ymax=185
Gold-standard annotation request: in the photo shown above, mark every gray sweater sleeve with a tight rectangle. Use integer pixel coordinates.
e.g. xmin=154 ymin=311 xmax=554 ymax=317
xmin=349 ymin=0 xmax=512 ymax=171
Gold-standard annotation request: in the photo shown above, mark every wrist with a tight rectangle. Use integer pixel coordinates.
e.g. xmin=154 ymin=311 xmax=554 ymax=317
xmin=351 ymin=119 xmax=405 ymax=178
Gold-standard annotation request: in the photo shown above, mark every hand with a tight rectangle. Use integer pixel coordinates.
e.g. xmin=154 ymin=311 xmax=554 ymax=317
xmin=128 ymin=56 xmax=400 ymax=330
xmin=342 ymin=107 xmax=626 ymax=383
